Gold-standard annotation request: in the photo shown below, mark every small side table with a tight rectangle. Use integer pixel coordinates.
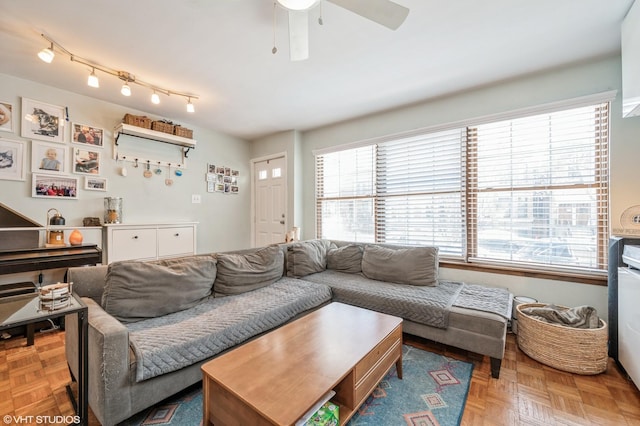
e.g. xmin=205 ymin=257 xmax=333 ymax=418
xmin=0 ymin=292 xmax=88 ymax=425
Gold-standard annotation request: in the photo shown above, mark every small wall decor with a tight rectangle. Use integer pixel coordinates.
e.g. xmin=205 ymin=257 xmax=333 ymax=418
xmin=32 ymin=173 xmax=78 ymax=199
xmin=84 ymin=176 xmax=107 ymax=191
xmin=21 ymin=98 xmax=66 ymax=143
xmin=0 ymin=138 xmax=26 ymax=181
xmin=0 ymin=101 xmax=14 ymax=133
xmin=73 ymin=147 xmax=101 ymax=175
xmin=72 ymin=123 xmax=104 ymax=147
xmin=206 ymin=163 xmax=239 ymax=194
xmin=31 ymin=140 xmax=70 ymax=174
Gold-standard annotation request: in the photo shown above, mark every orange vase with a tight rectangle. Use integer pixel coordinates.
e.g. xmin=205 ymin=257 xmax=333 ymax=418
xmin=68 ymin=229 xmax=83 ymax=246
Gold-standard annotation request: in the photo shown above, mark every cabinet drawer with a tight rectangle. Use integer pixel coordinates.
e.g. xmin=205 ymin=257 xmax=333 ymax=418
xmin=158 ymin=226 xmax=194 ymax=258
xmin=355 ymin=326 xmax=402 ymax=382
xmin=110 ymin=228 xmax=157 ymax=262
xmin=355 ymin=339 xmax=402 ymax=404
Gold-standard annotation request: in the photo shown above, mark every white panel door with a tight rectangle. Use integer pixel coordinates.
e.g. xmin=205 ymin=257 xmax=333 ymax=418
xmin=254 ymin=156 xmax=287 ymax=247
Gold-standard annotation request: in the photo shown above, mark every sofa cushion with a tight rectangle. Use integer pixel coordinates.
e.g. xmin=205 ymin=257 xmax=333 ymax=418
xmin=286 ymin=239 xmax=331 ymax=278
xmin=362 ymin=245 xmax=439 ymax=286
xmin=214 ymin=246 xmax=283 ymax=296
xmin=327 ymin=244 xmax=363 ymax=273
xmin=102 ymin=256 xmax=217 ymax=323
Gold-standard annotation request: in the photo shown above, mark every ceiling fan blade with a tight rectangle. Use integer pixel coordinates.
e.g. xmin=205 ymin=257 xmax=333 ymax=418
xmin=288 ymin=10 xmax=309 ymax=61
xmin=327 ymin=0 xmax=409 ymax=30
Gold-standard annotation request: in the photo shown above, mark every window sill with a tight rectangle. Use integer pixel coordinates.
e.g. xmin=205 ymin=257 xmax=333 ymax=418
xmin=440 ymin=260 xmax=607 ymax=286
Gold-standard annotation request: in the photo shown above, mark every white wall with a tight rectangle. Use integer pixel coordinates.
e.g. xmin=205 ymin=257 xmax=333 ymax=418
xmin=252 ymin=55 xmax=640 ymax=320
xmin=0 ymin=73 xmax=253 ymax=256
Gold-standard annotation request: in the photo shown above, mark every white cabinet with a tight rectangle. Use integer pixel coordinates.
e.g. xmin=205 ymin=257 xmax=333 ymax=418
xmin=103 ymin=223 xmax=197 ymax=264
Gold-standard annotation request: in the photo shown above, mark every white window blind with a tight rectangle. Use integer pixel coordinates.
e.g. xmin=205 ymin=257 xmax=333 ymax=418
xmin=469 ymin=103 xmax=609 ymax=270
xmin=316 ymin=145 xmax=376 ymax=242
xmin=376 ymin=129 xmax=466 ymax=255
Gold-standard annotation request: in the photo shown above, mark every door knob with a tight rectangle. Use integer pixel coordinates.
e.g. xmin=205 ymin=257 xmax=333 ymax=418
xmin=280 ymin=220 xmax=285 ymax=224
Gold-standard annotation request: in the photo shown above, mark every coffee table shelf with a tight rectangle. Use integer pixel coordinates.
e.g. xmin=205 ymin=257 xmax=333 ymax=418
xmin=201 ymin=303 xmax=403 ymax=426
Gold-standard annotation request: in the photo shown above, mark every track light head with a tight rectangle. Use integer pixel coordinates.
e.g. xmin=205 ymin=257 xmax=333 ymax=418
xmin=151 ymin=92 xmax=160 ymax=104
xmin=38 ymin=43 xmax=55 ymax=63
xmin=186 ymin=98 xmax=195 ymax=113
xmin=87 ymin=68 xmax=99 ymax=88
xmin=121 ymin=83 xmax=131 ymax=97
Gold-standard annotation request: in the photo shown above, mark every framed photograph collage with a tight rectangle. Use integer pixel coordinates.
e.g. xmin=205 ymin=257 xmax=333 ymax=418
xmin=0 ymin=97 xmax=106 ymax=199
xmin=206 ymin=164 xmax=239 ymax=194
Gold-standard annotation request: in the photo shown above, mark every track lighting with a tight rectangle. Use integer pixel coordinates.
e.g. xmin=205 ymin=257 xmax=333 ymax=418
xmin=87 ymin=68 xmax=99 ymax=88
xmin=37 ymin=42 xmax=55 ymax=63
xmin=36 ymin=33 xmax=198 ymax=111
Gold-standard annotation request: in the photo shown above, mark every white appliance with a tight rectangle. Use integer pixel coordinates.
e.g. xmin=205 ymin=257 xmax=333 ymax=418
xmin=617 ymin=245 xmax=640 ymax=388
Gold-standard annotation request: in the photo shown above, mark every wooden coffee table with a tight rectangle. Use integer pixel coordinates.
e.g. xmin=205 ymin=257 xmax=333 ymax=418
xmin=202 ymin=302 xmax=403 ymax=426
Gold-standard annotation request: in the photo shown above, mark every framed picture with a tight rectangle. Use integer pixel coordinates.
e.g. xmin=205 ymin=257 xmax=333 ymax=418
xmin=0 ymin=101 xmax=14 ymax=133
xmin=21 ymin=98 xmax=66 ymax=143
xmin=207 ymin=181 xmax=215 ymax=193
xmin=207 ymin=163 xmax=216 ymax=174
xmin=73 ymin=147 xmax=101 ymax=175
xmin=72 ymin=123 xmax=104 ymax=147
xmin=0 ymin=138 xmax=26 ymax=181
xmin=84 ymin=176 xmax=107 ymax=191
xmin=32 ymin=173 xmax=78 ymax=199
xmin=31 ymin=141 xmax=70 ymax=174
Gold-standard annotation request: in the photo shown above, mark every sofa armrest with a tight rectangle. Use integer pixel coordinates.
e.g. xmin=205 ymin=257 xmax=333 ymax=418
xmin=65 ymin=297 xmax=132 ymax=423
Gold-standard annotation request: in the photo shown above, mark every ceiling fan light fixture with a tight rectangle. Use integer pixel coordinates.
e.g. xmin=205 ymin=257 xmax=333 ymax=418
xmin=277 ymin=0 xmax=319 ymax=11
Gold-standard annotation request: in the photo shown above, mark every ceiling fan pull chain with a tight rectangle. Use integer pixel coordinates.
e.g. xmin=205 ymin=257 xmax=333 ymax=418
xmin=318 ymin=1 xmax=324 ymax=25
xmin=272 ymin=1 xmax=278 ymax=54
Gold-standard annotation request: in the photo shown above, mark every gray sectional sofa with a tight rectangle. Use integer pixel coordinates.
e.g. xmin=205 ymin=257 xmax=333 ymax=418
xmin=64 ymin=239 xmax=512 ymax=426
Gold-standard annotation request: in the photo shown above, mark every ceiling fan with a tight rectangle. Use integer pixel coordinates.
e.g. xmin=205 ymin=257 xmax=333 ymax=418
xmin=275 ymin=0 xmax=410 ymax=61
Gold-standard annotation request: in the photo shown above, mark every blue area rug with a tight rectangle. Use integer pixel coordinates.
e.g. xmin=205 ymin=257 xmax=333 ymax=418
xmin=119 ymin=345 xmax=473 ymax=426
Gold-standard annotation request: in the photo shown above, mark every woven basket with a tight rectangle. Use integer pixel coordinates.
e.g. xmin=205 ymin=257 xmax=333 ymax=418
xmin=173 ymin=125 xmax=193 ymax=139
xmin=123 ymin=114 xmax=151 ymax=129
xmin=516 ymin=303 xmax=608 ymax=374
xmin=151 ymin=120 xmax=174 ymax=134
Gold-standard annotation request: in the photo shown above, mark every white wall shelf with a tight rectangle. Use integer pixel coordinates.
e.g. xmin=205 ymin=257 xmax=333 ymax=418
xmin=113 ymin=123 xmax=196 ymax=169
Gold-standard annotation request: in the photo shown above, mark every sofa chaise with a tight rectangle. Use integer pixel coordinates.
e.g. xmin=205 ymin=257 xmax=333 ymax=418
xmin=64 ymin=239 xmax=512 ymax=425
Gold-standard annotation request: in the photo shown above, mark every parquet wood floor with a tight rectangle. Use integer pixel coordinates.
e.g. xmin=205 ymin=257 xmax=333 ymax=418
xmin=1 ymin=330 xmax=638 ymax=425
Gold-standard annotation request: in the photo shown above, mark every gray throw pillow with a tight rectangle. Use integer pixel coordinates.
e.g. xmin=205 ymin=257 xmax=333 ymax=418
xmin=102 ymin=255 xmax=217 ymax=323
xmin=214 ymin=245 xmax=283 ymax=296
xmin=327 ymin=244 xmax=363 ymax=273
xmin=286 ymin=239 xmax=331 ymax=278
xmin=361 ymin=245 xmax=439 ymax=286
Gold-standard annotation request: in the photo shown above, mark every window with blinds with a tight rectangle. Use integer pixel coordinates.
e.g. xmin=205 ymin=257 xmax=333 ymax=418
xmin=376 ymin=129 xmax=466 ymax=256
xmin=469 ymin=103 xmax=609 ymax=270
xmin=315 ymin=145 xmax=376 ymax=242
xmin=315 ymin=99 xmax=610 ymax=272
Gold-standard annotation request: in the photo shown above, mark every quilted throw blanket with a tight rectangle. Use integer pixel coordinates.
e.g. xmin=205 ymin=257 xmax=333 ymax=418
xmin=453 ymin=283 xmax=513 ymax=320
xmin=126 ymin=278 xmax=331 ymax=382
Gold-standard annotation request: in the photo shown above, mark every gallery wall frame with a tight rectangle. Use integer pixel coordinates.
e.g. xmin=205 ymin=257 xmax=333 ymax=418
xmin=0 ymin=101 xmax=14 ymax=133
xmin=84 ymin=176 xmax=107 ymax=191
xmin=31 ymin=140 xmax=70 ymax=175
xmin=72 ymin=123 xmax=104 ymax=147
xmin=32 ymin=173 xmax=78 ymax=199
xmin=21 ymin=97 xmax=66 ymax=143
xmin=72 ymin=147 xmax=101 ymax=175
xmin=0 ymin=138 xmax=26 ymax=181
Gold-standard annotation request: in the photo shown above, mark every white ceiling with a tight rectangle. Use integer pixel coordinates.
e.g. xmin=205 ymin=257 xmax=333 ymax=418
xmin=0 ymin=0 xmax=634 ymax=140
